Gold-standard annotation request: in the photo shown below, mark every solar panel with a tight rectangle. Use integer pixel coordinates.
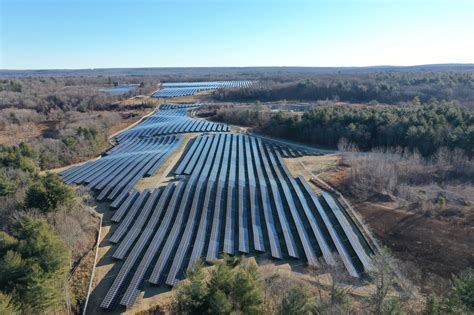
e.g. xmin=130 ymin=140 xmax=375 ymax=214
xmin=244 ymin=135 xmax=265 ymax=252
xmin=321 ymin=192 xmax=373 ymax=271
xmin=206 ymin=134 xmax=231 ymax=261
xmin=174 ymin=136 xmax=206 ymax=174
xmin=165 ymin=134 xmax=221 ymax=286
xmin=297 ymin=178 xmax=359 ymax=277
xmin=249 ymin=136 xmax=282 ymax=259
xmin=256 ymin=138 xmax=299 ymax=259
xmin=109 ymin=190 xmax=151 ymax=243
xmin=274 ymin=153 xmax=335 ymax=265
xmin=112 ymin=188 xmax=163 ymax=260
xmin=149 ymin=133 xmax=217 ymax=284
xmin=223 ymin=134 xmax=237 ymax=255
xmin=237 ymin=134 xmax=250 ymax=253
xmin=186 ymin=134 xmax=226 ymax=271
xmin=264 ymin=145 xmax=317 ymax=266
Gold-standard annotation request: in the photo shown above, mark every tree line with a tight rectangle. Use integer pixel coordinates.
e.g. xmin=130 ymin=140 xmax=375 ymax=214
xmin=212 ymin=99 xmax=474 ymax=156
xmin=213 ymin=72 xmax=474 ymax=108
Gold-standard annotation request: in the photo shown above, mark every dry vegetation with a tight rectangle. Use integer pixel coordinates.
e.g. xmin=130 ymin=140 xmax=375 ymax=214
xmin=310 ymin=143 xmax=474 ymax=294
xmin=0 ymin=77 xmax=159 ymax=314
xmin=0 ymin=76 xmax=160 ymax=169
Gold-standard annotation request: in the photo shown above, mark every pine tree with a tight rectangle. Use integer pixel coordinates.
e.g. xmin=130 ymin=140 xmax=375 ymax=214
xmin=0 ymin=216 xmax=70 ymax=313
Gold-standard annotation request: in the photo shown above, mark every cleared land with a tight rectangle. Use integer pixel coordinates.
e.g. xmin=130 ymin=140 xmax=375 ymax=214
xmin=290 ymin=154 xmax=474 ymax=293
xmin=58 ymin=101 xmax=375 ymax=312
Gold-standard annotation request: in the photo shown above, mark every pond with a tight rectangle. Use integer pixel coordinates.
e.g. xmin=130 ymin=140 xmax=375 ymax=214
xmin=97 ymin=84 xmax=139 ymax=95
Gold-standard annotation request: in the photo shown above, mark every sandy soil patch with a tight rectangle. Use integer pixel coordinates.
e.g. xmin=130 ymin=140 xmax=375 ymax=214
xmin=283 ymin=154 xmax=340 ymax=194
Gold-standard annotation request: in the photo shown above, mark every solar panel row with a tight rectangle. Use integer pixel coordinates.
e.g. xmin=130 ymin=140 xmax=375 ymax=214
xmin=115 ymin=109 xmax=229 ymax=142
xmin=152 ymin=87 xmax=204 ymax=98
xmin=60 ymin=135 xmax=182 ymax=204
xmin=98 ymin=133 xmax=373 ymax=309
xmin=160 ymin=103 xmax=201 ymax=110
xmin=152 ymin=81 xmax=253 ymax=98
xmin=161 ymin=81 xmax=253 ymax=88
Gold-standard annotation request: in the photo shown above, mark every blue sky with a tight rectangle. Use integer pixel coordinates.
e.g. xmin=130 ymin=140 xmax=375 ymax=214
xmin=1 ymin=0 xmax=473 ymax=69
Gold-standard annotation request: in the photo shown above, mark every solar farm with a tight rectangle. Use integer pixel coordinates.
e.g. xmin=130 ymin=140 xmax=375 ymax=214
xmin=115 ymin=107 xmax=229 ymax=142
xmin=152 ymin=80 xmax=253 ymax=98
xmin=59 ymin=101 xmax=374 ymax=311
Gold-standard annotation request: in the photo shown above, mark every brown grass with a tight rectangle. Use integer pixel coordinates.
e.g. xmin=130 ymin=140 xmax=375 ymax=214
xmin=0 ymin=121 xmax=54 ymax=145
xmin=283 ymin=154 xmax=340 ymax=194
xmin=312 ymin=154 xmax=474 ymax=293
xmin=70 ymin=246 xmax=97 ymax=311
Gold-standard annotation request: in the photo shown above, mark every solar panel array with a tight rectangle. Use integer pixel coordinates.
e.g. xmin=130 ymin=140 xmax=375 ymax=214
xmin=160 ymin=103 xmax=200 ymax=110
xmin=161 ymin=81 xmax=253 ymax=88
xmin=152 ymin=80 xmax=253 ymax=98
xmin=58 ymin=103 xmax=372 ymax=311
xmin=115 ymin=109 xmax=229 ymax=142
xmin=99 ymin=133 xmax=373 ymax=310
xmin=60 ymin=135 xmax=182 ymax=205
xmin=264 ymin=140 xmax=319 ymax=158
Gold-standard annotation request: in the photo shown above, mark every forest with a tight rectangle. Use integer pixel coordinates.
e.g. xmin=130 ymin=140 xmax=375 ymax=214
xmin=211 ymin=99 xmax=474 ymax=156
xmin=0 ymin=141 xmax=99 ymax=313
xmin=0 ymin=76 xmax=161 ymax=169
xmin=214 ymin=72 xmax=474 ymax=109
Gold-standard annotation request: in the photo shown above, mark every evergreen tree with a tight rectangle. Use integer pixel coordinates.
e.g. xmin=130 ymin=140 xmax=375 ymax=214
xmin=0 ymin=216 xmax=70 ymax=313
xmin=174 ymin=258 xmax=264 ymax=314
xmin=278 ymin=286 xmax=317 ymax=315
xmin=25 ymin=172 xmax=75 ymax=213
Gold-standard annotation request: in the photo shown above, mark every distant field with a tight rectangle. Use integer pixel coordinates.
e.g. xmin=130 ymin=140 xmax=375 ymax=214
xmin=1 ymin=64 xmax=474 ymax=77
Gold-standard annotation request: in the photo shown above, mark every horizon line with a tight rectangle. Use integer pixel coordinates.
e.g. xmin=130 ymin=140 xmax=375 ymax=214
xmin=2 ymin=63 xmax=474 ymax=72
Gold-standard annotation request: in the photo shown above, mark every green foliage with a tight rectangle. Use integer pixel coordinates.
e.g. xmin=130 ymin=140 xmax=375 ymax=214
xmin=61 ymin=136 xmax=77 ymax=149
xmin=437 ymin=195 xmax=447 ymax=209
xmin=0 ymin=215 xmax=70 ymax=314
xmin=423 ymin=270 xmax=474 ymax=314
xmin=424 ymin=294 xmax=443 ymax=315
xmin=215 ymin=100 xmax=473 ymax=156
xmin=175 ymin=258 xmax=264 ymax=314
xmin=175 ymin=262 xmax=210 ymax=314
xmin=278 ymin=286 xmax=318 ymax=315
xmin=25 ymin=173 xmax=75 ymax=213
xmin=0 ymin=292 xmax=18 ymax=315
xmin=0 ymin=174 xmax=17 ymax=196
xmin=77 ymin=126 xmax=99 ymax=141
xmin=451 ymin=269 xmax=474 ymax=312
xmin=231 ymin=264 xmax=263 ymax=314
xmin=0 ymin=143 xmax=39 ymax=174
xmin=380 ymin=298 xmax=402 ymax=315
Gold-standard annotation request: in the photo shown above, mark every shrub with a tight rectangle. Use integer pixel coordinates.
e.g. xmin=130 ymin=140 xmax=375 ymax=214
xmin=174 ymin=257 xmax=264 ymax=314
xmin=0 ymin=175 xmax=17 ymax=196
xmin=451 ymin=269 xmax=474 ymax=312
xmin=0 ymin=292 xmax=18 ymax=315
xmin=278 ymin=286 xmax=318 ymax=315
xmin=0 ymin=144 xmax=39 ymax=174
xmin=25 ymin=173 xmax=75 ymax=213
